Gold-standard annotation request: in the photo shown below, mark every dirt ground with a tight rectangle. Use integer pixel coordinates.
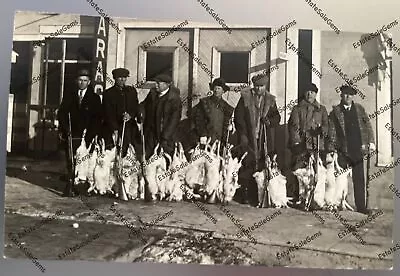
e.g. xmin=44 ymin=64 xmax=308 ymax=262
xmin=2 ymin=159 xmax=395 ymax=269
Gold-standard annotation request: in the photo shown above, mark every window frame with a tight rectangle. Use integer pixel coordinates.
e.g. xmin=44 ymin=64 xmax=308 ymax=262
xmin=211 ymin=46 xmax=256 ymax=87
xmin=138 ymin=46 xmax=179 ymax=86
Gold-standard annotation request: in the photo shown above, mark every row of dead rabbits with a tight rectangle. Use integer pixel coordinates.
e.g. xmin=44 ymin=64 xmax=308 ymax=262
xmin=73 ymin=132 xmax=353 ymax=210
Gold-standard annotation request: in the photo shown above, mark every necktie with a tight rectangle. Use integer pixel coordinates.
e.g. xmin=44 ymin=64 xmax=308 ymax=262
xmin=79 ymin=90 xmax=84 ymax=105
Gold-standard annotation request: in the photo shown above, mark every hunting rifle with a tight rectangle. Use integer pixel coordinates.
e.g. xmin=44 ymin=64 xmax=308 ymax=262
xmin=305 ymin=126 xmax=320 ymax=211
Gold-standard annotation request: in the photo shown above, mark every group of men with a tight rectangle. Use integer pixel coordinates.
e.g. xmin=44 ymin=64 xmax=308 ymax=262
xmin=57 ymin=67 xmax=376 ymax=214
xmin=192 ymin=74 xmax=375 ymax=214
xmin=57 ymin=68 xmax=181 ymax=197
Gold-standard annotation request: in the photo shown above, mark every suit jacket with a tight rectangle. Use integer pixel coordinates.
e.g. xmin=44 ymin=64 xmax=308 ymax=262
xmin=141 ymin=86 xmax=182 ymax=155
xmin=288 ymin=99 xmax=329 ymax=151
xmin=235 ymin=88 xmax=281 ymax=160
xmin=57 ymin=85 xmax=102 ymax=145
xmin=102 ymin=85 xmax=140 ymax=147
xmin=328 ymin=102 xmax=374 ymax=155
xmin=193 ymin=95 xmax=234 ymax=143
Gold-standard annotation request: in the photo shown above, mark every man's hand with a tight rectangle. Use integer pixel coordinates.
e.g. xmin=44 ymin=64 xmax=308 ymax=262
xmin=200 ymin=136 xmax=208 ymax=145
xmin=260 ymin=117 xmax=270 ymax=126
xmin=137 ymin=112 xmax=144 ymax=124
xmin=123 ymin=112 xmax=132 ymax=122
xmin=362 ymin=143 xmax=376 ymax=152
xmin=112 ymin=130 xmax=118 ymax=144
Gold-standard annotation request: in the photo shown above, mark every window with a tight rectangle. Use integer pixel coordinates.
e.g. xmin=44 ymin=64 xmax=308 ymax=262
xmin=42 ymin=38 xmax=93 ymax=107
xmin=220 ymin=52 xmax=249 ymax=83
xmin=146 ymin=51 xmax=173 ymax=80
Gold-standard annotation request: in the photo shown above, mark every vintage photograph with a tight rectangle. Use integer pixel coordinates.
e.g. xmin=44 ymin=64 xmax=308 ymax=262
xmin=4 ymin=10 xmax=395 ymax=270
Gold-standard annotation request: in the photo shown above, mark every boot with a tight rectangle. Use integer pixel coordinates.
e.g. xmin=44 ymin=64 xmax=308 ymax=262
xmin=243 ymin=188 xmax=250 ymax=205
xmin=62 ymin=180 xmax=75 ymax=197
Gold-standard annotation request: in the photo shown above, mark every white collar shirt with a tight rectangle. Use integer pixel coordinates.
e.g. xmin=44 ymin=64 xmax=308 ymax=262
xmin=158 ymin=87 xmax=169 ymax=98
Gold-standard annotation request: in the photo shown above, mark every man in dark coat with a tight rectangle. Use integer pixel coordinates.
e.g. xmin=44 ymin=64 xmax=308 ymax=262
xmin=234 ymin=74 xmax=281 ymax=206
xmin=57 ymin=69 xmax=102 ymax=197
xmin=141 ymin=74 xmax=182 ymax=157
xmin=288 ymin=83 xmax=329 ymax=205
xmin=328 ymin=85 xmax=375 ymax=214
xmin=102 ymin=68 xmax=141 ymax=157
xmin=194 ymin=78 xmax=234 ymax=145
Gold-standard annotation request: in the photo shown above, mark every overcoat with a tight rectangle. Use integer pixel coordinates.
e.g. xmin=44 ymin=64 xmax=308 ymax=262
xmin=328 ymin=103 xmax=375 ymax=156
xmin=141 ymin=86 xmax=182 ymax=156
xmin=102 ymin=85 xmax=141 ymax=152
xmin=58 ymin=85 xmax=102 ymax=147
xmin=288 ymin=99 xmax=329 ymax=152
xmin=193 ymin=95 xmax=234 ymax=143
xmin=234 ymin=88 xmax=281 ymax=165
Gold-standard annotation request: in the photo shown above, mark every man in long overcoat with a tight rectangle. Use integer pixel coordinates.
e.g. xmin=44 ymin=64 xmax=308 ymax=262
xmin=194 ymin=77 xmax=234 ymax=145
xmin=328 ymin=85 xmax=375 ymax=214
xmin=58 ymin=69 xmax=102 ymax=197
xmin=141 ymin=74 xmax=182 ymax=157
xmin=234 ymin=75 xmax=281 ymax=205
xmin=102 ymin=68 xmax=141 ymax=156
xmin=288 ymin=83 xmax=329 ymax=205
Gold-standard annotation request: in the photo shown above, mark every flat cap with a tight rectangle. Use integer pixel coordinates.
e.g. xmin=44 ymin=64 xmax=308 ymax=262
xmin=251 ymin=74 xmax=268 ymax=86
xmin=112 ymin=68 xmax=130 ymax=78
xmin=77 ymin=69 xmax=91 ymax=77
xmin=304 ymin=83 xmax=319 ymax=93
xmin=153 ymin=74 xmax=173 ymax=83
xmin=339 ymin=85 xmax=357 ymax=95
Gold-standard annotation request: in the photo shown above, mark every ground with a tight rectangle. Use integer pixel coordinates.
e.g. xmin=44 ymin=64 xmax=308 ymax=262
xmin=2 ymin=156 xmax=394 ymax=270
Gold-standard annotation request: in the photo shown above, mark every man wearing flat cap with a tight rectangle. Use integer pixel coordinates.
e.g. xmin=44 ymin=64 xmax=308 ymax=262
xmin=102 ymin=68 xmax=141 ymax=156
xmin=141 ymin=74 xmax=182 ymax=157
xmin=58 ymin=68 xmax=102 ymax=197
xmin=288 ymin=83 xmax=329 ymax=206
xmin=328 ymin=85 xmax=375 ymax=214
xmin=234 ymin=74 xmax=281 ymax=206
xmin=194 ymin=77 xmax=234 ymax=145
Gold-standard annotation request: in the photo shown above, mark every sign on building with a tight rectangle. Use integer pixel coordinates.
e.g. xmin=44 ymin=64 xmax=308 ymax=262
xmin=92 ymin=16 xmax=109 ymax=97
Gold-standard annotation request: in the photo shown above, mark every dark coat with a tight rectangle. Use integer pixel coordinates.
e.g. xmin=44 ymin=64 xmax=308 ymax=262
xmin=102 ymin=85 xmax=140 ymax=150
xmin=288 ymin=99 xmax=329 ymax=152
xmin=141 ymin=86 xmax=182 ymax=156
xmin=58 ymin=85 xmax=102 ymax=145
xmin=193 ymin=95 xmax=234 ymax=143
xmin=234 ymin=88 xmax=281 ymax=164
xmin=328 ymin=102 xmax=375 ymax=156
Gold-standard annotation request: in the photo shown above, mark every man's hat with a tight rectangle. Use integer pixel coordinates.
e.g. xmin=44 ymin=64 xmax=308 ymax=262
xmin=209 ymin=77 xmax=230 ymax=92
xmin=251 ymin=74 xmax=268 ymax=86
xmin=112 ymin=68 xmax=130 ymax=78
xmin=339 ymin=85 xmax=357 ymax=95
xmin=153 ymin=74 xmax=173 ymax=83
xmin=77 ymin=69 xmax=90 ymax=77
xmin=304 ymin=83 xmax=319 ymax=93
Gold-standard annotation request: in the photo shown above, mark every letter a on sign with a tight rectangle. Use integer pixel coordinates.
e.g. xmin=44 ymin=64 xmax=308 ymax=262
xmin=97 ymin=17 xmax=107 ymax=37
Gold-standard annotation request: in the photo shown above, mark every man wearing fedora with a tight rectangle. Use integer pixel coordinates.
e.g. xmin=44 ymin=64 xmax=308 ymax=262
xmin=288 ymin=83 xmax=329 ymax=207
xmin=234 ymin=74 xmax=281 ymax=206
xmin=194 ymin=77 xmax=234 ymax=145
xmin=328 ymin=85 xmax=375 ymax=214
xmin=141 ymin=74 xmax=182 ymax=157
xmin=58 ymin=69 xmax=102 ymax=197
xmin=102 ymin=68 xmax=141 ymax=156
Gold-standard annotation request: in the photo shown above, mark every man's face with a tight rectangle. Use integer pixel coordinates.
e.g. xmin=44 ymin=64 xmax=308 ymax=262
xmin=156 ymin=81 xmax=170 ymax=93
xmin=253 ymin=84 xmax=265 ymax=96
xmin=341 ymin=93 xmax=354 ymax=105
xmin=77 ymin=76 xmax=90 ymax=90
xmin=115 ymin=76 xmax=127 ymax=87
xmin=213 ymin=86 xmax=224 ymax=98
xmin=305 ymin=90 xmax=317 ymax=103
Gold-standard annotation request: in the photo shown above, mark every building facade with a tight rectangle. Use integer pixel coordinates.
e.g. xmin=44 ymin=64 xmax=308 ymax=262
xmin=10 ymin=11 xmax=393 ymax=170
